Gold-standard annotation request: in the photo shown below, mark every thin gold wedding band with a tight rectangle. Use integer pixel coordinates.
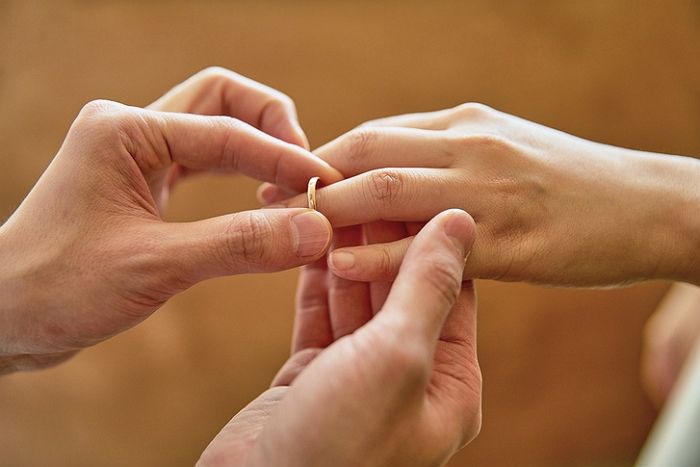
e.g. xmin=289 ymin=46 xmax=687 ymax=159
xmin=307 ymin=176 xmax=320 ymax=211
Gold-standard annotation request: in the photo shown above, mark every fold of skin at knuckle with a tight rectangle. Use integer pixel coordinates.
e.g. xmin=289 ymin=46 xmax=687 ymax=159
xmin=219 ymin=211 xmax=277 ymax=271
xmin=361 ymin=169 xmax=407 ymax=214
xmin=211 ymin=116 xmax=249 ymax=171
xmin=373 ymin=244 xmax=398 ymax=280
xmin=341 ymin=128 xmax=379 ymax=167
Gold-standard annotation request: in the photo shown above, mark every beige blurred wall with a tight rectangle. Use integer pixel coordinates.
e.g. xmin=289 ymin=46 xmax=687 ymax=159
xmin=0 ymin=1 xmax=698 ymax=466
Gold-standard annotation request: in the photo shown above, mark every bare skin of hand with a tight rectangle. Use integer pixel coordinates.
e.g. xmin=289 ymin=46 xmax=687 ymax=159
xmin=0 ymin=67 xmax=341 ymax=374
xmin=198 ymin=210 xmax=481 ymax=467
xmin=261 ymin=103 xmax=700 ymax=287
xmin=642 ymin=283 xmax=700 ymax=406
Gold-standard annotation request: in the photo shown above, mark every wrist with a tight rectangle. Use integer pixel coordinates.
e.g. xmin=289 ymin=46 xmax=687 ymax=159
xmin=0 ymin=222 xmax=41 ymax=373
xmin=0 ymin=225 xmax=20 ymax=373
xmin=632 ymin=150 xmax=700 ymax=284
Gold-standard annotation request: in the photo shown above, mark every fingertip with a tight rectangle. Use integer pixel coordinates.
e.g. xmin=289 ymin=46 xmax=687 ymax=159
xmin=257 ymin=183 xmax=281 ymax=205
xmin=441 ymin=209 xmax=476 ymax=257
xmin=328 ymin=250 xmax=356 ymax=272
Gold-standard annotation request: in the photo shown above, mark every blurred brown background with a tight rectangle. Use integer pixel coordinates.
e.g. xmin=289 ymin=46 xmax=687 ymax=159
xmin=1 ymin=1 xmax=699 ymax=466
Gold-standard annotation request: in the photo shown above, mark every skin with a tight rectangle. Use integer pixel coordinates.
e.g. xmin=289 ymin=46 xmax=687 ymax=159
xmin=263 ymin=103 xmax=700 ymax=287
xmin=198 ymin=209 xmax=481 ymax=467
xmin=0 ymin=67 xmax=343 ymax=373
xmin=642 ymin=283 xmax=700 ymax=406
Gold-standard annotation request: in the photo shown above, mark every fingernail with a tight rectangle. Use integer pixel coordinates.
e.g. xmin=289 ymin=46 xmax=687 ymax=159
xmin=291 ymin=211 xmax=331 ymax=257
xmin=443 ymin=210 xmax=471 ymax=256
xmin=329 ymin=251 xmax=355 ymax=270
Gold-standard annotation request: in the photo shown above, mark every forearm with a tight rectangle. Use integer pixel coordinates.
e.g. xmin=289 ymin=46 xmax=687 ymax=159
xmin=630 ymin=149 xmax=700 ymax=285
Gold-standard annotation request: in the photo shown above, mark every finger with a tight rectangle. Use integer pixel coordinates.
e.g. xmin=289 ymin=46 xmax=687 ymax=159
xmin=159 ymin=208 xmax=332 ymax=284
xmin=271 ymin=348 xmax=324 ymax=387
xmin=257 ymin=182 xmax=297 ymax=206
xmin=148 ymin=66 xmax=309 ymax=149
xmin=330 ymin=229 xmax=489 ymax=284
xmin=314 ymin=127 xmax=455 ymax=177
xmin=153 ymin=110 xmax=340 ymax=191
xmin=362 ymin=221 xmax=408 ymax=313
xmin=94 ymin=102 xmax=341 ymax=192
xmin=328 ymin=226 xmax=373 ymax=340
xmin=329 ymin=235 xmax=413 ymax=282
xmin=377 ymin=209 xmax=476 ymax=348
xmin=281 ymin=168 xmax=461 ymax=227
xmin=292 ymin=258 xmax=333 ymax=353
xmin=405 ymin=222 xmax=426 ymax=236
xmin=359 ymin=109 xmax=454 ymax=130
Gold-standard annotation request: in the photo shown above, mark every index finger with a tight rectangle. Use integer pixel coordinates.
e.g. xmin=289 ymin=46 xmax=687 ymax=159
xmin=147 ymin=107 xmax=342 ymax=192
xmin=149 ymin=67 xmax=309 ymax=149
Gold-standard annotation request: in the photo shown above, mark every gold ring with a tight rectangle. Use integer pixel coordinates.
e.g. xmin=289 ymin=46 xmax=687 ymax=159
xmin=307 ymin=176 xmax=320 ymax=211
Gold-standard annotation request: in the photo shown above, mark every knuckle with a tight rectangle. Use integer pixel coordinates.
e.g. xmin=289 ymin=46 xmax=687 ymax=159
xmin=200 ymin=65 xmax=230 ymax=78
xmin=274 ymin=92 xmax=296 ymax=110
xmin=265 ymin=94 xmax=297 ymax=117
xmin=70 ymin=100 xmax=133 ymax=151
xmin=222 ymin=211 xmax=275 ymax=267
xmin=363 ymin=169 xmax=405 ymax=205
xmin=377 ymin=247 xmax=396 ymax=279
xmin=451 ymin=102 xmax=494 ymax=120
xmin=343 ymin=128 xmax=379 ymax=162
xmin=198 ymin=66 xmax=235 ymax=89
xmin=78 ymin=99 xmax=122 ymax=120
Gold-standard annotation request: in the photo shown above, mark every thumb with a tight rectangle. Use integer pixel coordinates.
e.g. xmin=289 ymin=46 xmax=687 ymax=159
xmin=163 ymin=208 xmax=332 ymax=284
xmin=375 ymin=209 xmax=476 ymax=349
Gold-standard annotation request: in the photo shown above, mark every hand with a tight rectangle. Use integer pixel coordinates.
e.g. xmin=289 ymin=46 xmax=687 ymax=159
xmin=642 ymin=283 xmax=700 ymax=406
xmin=0 ymin=68 xmax=341 ymax=373
xmin=198 ymin=209 xmax=481 ymax=467
xmin=263 ymin=103 xmax=700 ymax=287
